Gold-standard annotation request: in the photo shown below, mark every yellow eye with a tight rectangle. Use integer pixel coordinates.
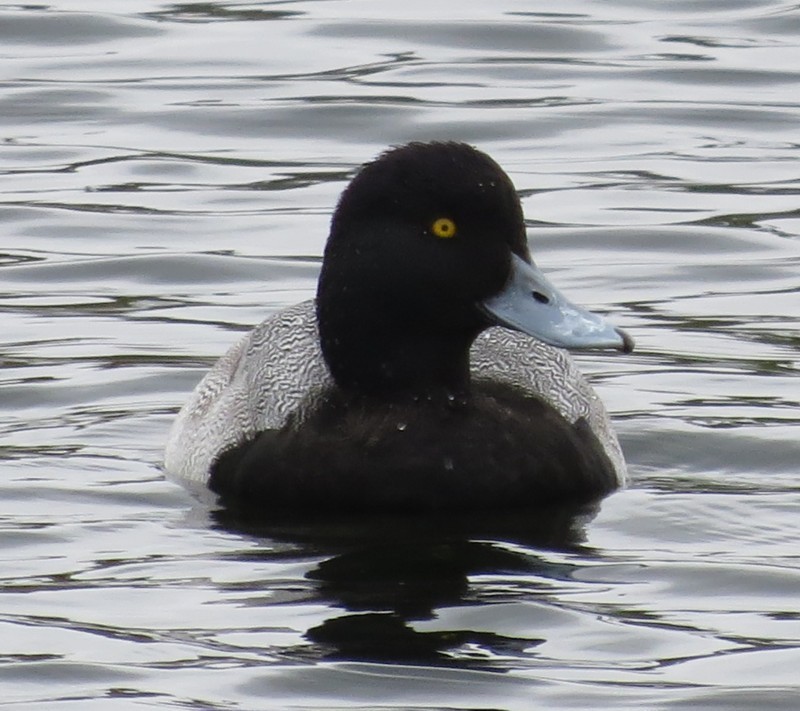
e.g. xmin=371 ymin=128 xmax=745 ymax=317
xmin=430 ymin=217 xmax=457 ymax=239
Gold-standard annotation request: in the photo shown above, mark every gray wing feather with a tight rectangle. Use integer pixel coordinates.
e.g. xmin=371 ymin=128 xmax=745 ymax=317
xmin=164 ymin=301 xmax=331 ymax=487
xmin=472 ymin=329 xmax=626 ymax=483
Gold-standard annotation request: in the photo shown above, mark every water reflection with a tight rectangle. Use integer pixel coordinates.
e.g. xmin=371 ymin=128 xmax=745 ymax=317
xmin=213 ymin=503 xmax=599 ymax=666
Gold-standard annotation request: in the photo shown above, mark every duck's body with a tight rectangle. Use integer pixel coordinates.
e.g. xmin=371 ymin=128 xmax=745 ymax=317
xmin=164 ymin=142 xmax=631 ymax=512
xmin=165 ymin=300 xmax=625 ymax=508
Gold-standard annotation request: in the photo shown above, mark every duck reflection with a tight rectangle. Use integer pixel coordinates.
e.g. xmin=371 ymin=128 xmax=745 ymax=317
xmin=212 ymin=503 xmax=599 ymax=667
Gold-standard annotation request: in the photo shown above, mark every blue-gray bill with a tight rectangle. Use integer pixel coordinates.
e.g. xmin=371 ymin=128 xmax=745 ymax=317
xmin=482 ymin=254 xmax=634 ymax=353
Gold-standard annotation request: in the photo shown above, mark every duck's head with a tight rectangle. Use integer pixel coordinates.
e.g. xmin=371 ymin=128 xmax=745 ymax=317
xmin=316 ymin=142 xmax=632 ymax=398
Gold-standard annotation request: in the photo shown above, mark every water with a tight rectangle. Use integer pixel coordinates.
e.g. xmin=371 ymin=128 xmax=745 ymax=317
xmin=1 ymin=1 xmax=799 ymax=708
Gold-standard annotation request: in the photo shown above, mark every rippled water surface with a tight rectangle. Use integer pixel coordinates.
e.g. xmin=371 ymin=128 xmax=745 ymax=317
xmin=1 ymin=1 xmax=799 ymax=708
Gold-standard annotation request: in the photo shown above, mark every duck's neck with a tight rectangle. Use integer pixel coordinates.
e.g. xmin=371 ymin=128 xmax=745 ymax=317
xmin=316 ymin=299 xmax=479 ymax=401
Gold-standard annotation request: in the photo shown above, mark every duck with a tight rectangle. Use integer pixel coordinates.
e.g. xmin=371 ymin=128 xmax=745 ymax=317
xmin=164 ymin=141 xmax=633 ymax=513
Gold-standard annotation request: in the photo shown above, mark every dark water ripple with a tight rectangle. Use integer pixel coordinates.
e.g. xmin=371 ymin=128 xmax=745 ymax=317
xmin=1 ymin=1 xmax=799 ymax=709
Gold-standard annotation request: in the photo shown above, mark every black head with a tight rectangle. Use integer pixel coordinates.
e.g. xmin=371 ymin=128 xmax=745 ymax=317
xmin=316 ymin=142 xmax=529 ymax=397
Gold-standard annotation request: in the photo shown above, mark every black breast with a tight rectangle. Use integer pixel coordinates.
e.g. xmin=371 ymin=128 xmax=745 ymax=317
xmin=209 ymin=381 xmax=617 ymax=513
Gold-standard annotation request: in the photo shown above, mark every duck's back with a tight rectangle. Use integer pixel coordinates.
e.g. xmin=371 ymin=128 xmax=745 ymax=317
xmin=164 ymin=300 xmax=625 ymax=493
